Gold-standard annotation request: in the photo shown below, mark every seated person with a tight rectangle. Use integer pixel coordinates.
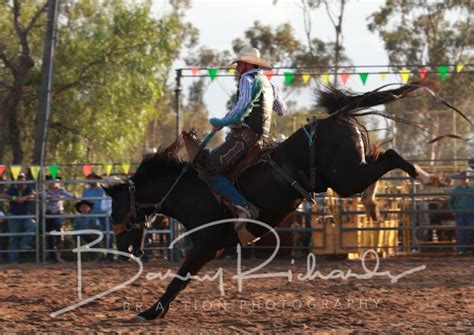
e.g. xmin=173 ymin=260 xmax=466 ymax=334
xmin=73 ymin=200 xmax=103 ymax=243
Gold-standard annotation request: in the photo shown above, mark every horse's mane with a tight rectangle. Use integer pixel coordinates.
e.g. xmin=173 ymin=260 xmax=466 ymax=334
xmin=317 ymin=80 xmax=440 ymax=116
xmin=131 ymin=149 xmax=187 ymax=184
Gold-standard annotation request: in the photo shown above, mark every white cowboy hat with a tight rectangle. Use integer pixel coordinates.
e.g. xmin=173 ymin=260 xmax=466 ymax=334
xmin=230 ymin=46 xmax=272 ymax=69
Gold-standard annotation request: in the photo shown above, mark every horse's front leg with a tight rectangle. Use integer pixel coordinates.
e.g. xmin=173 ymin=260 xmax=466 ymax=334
xmin=135 ymin=245 xmax=219 ymax=321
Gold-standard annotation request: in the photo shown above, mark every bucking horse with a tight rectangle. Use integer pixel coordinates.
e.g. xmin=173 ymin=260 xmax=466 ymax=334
xmin=104 ymin=81 xmax=468 ymax=321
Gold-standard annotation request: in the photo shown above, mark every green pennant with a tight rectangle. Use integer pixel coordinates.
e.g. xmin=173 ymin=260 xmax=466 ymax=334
xmin=284 ymin=72 xmax=294 ymax=86
xmin=359 ymin=73 xmax=368 ymax=85
xmin=438 ymin=66 xmax=449 ymax=81
xmin=48 ymin=164 xmax=59 ymax=179
xmin=208 ymin=67 xmax=217 ymax=81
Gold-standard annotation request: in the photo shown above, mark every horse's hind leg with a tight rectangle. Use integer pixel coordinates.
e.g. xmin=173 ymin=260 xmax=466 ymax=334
xmin=137 ymin=244 xmax=218 ymax=321
xmin=332 ymin=149 xmax=420 ymax=197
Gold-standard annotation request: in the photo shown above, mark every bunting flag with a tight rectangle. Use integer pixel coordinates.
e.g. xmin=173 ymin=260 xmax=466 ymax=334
xmin=284 ymin=72 xmax=294 ymax=86
xmin=0 ymin=165 xmax=5 ymax=177
xmin=122 ymin=163 xmax=131 ymax=175
xmin=30 ymin=166 xmax=40 ymax=180
xmin=208 ymin=67 xmax=217 ymax=81
xmin=339 ymin=73 xmax=350 ymax=85
xmin=228 ymin=68 xmax=235 ymax=76
xmin=456 ymin=63 xmax=464 ymax=73
xmin=10 ymin=165 xmax=22 ymax=180
xmin=264 ymin=70 xmax=274 ymax=80
xmin=400 ymin=68 xmax=411 ymax=83
xmin=302 ymin=73 xmax=311 ymax=84
xmin=105 ymin=164 xmax=113 ymax=176
xmin=380 ymin=72 xmax=387 ymax=81
xmin=191 ymin=67 xmax=199 ymax=76
xmin=438 ymin=66 xmax=449 ymax=81
xmin=359 ymin=73 xmax=368 ymax=85
xmin=48 ymin=165 xmax=59 ymax=179
xmin=321 ymin=73 xmax=330 ymax=86
xmin=82 ymin=164 xmax=93 ymax=177
xmin=418 ymin=67 xmax=428 ymax=80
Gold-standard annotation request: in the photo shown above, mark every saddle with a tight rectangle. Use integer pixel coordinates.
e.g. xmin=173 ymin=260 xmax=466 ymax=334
xmin=179 ymin=130 xmax=272 ymax=181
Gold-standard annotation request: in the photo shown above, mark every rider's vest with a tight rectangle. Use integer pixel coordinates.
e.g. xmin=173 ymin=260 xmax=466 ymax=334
xmin=239 ymin=72 xmax=274 ymax=139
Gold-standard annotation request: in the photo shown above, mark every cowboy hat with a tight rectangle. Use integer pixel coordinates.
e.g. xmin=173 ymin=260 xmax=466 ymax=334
xmin=230 ymin=46 xmax=272 ymax=69
xmin=45 ymin=175 xmax=62 ymax=180
xmin=75 ymin=200 xmax=94 ymax=213
xmin=86 ymin=172 xmax=102 ymax=180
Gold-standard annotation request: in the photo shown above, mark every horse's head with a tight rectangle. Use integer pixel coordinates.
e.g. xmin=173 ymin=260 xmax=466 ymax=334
xmin=103 ymin=182 xmax=147 ymax=258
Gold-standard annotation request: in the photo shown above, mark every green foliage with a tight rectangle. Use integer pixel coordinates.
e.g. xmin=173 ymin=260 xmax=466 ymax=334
xmin=368 ymin=1 xmax=473 ymax=160
xmin=0 ymin=0 xmax=195 ymax=164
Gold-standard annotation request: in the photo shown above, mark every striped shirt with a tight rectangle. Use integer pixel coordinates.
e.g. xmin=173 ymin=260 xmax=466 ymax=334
xmin=222 ymin=69 xmax=288 ymax=126
xmin=45 ymin=187 xmax=75 ymax=213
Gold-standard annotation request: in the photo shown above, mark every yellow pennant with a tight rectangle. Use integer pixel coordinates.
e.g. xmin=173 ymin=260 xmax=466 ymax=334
xmin=228 ymin=68 xmax=235 ymax=76
xmin=30 ymin=166 xmax=41 ymax=180
xmin=399 ymin=68 xmax=411 ymax=83
xmin=105 ymin=164 xmax=113 ymax=176
xmin=302 ymin=73 xmax=311 ymax=84
xmin=10 ymin=165 xmax=22 ymax=180
xmin=321 ymin=74 xmax=330 ymax=86
xmin=380 ymin=72 xmax=387 ymax=81
xmin=456 ymin=63 xmax=464 ymax=72
xmin=122 ymin=163 xmax=131 ymax=175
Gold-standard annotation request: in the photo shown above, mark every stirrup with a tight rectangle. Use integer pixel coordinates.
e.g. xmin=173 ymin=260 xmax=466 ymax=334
xmin=233 ymin=203 xmax=260 ymax=220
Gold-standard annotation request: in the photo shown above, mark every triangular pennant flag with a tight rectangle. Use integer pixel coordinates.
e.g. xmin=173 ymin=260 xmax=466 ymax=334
xmin=10 ymin=165 xmax=22 ymax=180
xmin=82 ymin=164 xmax=93 ymax=177
xmin=228 ymin=68 xmax=235 ymax=76
xmin=105 ymin=164 xmax=113 ymax=176
xmin=208 ymin=67 xmax=217 ymax=81
xmin=321 ymin=73 xmax=330 ymax=86
xmin=456 ymin=63 xmax=464 ymax=73
xmin=30 ymin=166 xmax=40 ymax=180
xmin=122 ymin=163 xmax=131 ymax=175
xmin=380 ymin=72 xmax=387 ymax=81
xmin=339 ymin=73 xmax=350 ymax=85
xmin=399 ymin=68 xmax=411 ymax=83
xmin=48 ymin=164 xmax=59 ymax=179
xmin=191 ymin=67 xmax=199 ymax=76
xmin=359 ymin=73 xmax=368 ymax=85
xmin=264 ymin=70 xmax=274 ymax=80
xmin=0 ymin=165 xmax=5 ymax=177
xmin=438 ymin=66 xmax=449 ymax=81
xmin=284 ymin=72 xmax=294 ymax=86
xmin=302 ymin=73 xmax=311 ymax=84
xmin=418 ymin=67 xmax=428 ymax=80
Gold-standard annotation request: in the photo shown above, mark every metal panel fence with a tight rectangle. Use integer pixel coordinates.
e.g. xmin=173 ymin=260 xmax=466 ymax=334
xmin=0 ymin=162 xmax=473 ymax=264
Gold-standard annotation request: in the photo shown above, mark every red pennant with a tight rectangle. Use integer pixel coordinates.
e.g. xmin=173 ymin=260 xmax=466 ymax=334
xmin=339 ymin=73 xmax=350 ymax=85
xmin=264 ymin=70 xmax=274 ymax=80
xmin=82 ymin=164 xmax=93 ymax=177
xmin=418 ymin=67 xmax=428 ymax=80
xmin=0 ymin=165 xmax=5 ymax=177
xmin=191 ymin=67 xmax=199 ymax=76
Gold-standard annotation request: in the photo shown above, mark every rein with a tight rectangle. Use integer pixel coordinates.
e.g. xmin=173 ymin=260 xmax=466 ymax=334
xmin=113 ymin=131 xmax=216 ymax=235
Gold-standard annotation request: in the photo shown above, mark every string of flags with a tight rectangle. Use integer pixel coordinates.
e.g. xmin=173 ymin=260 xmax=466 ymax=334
xmin=0 ymin=163 xmax=139 ymax=180
xmin=185 ymin=63 xmax=469 ymax=86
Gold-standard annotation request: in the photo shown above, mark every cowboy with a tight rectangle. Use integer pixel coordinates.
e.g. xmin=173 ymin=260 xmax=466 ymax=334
xmin=198 ymin=46 xmax=288 ymax=219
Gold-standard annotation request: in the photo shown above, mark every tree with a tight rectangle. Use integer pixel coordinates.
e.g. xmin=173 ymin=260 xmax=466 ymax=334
xmin=0 ymin=0 xmax=196 ymax=164
xmin=368 ymin=1 xmax=473 ymax=160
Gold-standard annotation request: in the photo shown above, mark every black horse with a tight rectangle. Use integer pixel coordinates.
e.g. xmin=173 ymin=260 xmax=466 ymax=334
xmin=104 ymin=82 xmax=458 ymax=321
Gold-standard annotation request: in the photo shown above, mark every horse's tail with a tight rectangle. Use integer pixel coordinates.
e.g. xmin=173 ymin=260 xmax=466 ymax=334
xmin=318 ymin=80 xmax=440 ymax=115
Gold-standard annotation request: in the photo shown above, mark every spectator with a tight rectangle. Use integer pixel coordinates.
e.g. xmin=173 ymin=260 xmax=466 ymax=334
xmin=448 ymin=171 xmax=474 ymax=254
xmin=45 ymin=175 xmax=76 ymax=263
xmin=82 ymin=173 xmax=107 ymax=231
xmin=0 ymin=209 xmax=6 ymax=263
xmin=82 ymin=172 xmax=114 ymax=261
xmin=73 ymin=200 xmax=102 ymax=262
xmin=4 ymin=172 xmax=36 ymax=264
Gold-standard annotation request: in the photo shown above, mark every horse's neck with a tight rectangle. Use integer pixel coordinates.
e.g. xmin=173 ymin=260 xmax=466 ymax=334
xmin=272 ymin=127 xmax=310 ymax=174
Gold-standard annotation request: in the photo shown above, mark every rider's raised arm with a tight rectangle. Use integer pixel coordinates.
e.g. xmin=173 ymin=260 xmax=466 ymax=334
xmin=209 ymin=74 xmax=252 ymax=127
xmin=272 ymin=83 xmax=288 ymax=116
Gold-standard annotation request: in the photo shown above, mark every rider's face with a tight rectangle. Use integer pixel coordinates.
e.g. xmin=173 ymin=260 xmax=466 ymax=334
xmin=236 ymin=61 xmax=249 ymax=75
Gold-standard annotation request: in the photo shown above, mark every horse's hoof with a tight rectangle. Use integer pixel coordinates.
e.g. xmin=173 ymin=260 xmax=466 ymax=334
xmin=129 ymin=315 xmax=148 ymax=323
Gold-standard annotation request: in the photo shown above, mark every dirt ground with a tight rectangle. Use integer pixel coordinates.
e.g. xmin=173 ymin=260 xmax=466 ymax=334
xmin=0 ymin=255 xmax=473 ymax=334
